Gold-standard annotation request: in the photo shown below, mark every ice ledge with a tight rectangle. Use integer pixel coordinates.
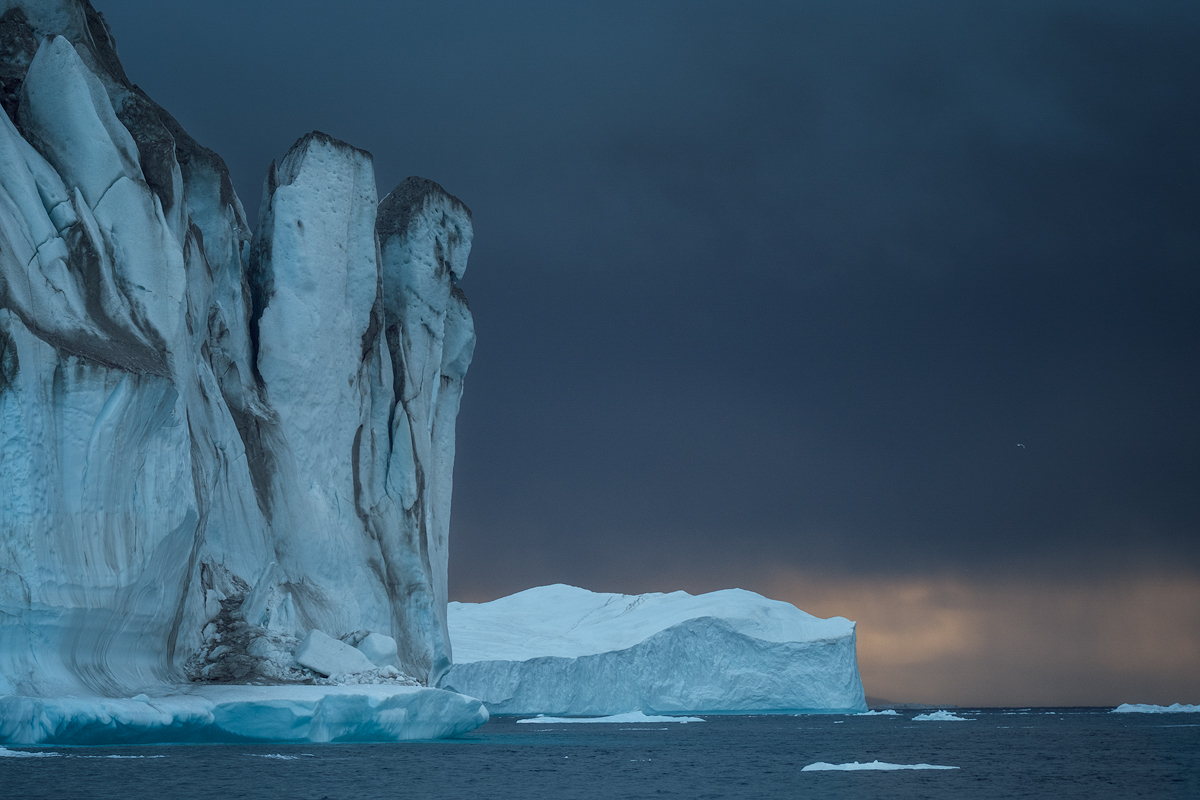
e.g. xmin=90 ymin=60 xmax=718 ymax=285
xmin=0 ymin=685 xmax=488 ymax=745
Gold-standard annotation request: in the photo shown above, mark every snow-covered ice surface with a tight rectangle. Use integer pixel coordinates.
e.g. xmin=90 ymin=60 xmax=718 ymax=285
xmin=441 ymin=584 xmax=866 ymax=715
xmin=0 ymin=0 xmax=483 ymax=743
xmin=516 ymin=711 xmax=704 ymax=724
xmin=1112 ymin=703 xmax=1200 ymax=714
xmin=912 ymin=710 xmax=972 ymax=721
xmin=802 ymin=760 xmax=959 ymax=771
xmin=0 ymin=685 xmax=487 ymax=745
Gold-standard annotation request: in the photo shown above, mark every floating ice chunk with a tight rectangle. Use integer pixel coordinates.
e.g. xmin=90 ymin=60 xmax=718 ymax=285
xmin=76 ymin=754 xmax=167 ymax=759
xmin=912 ymin=710 xmax=971 ymax=721
xmin=516 ymin=711 xmax=704 ymax=724
xmin=293 ymin=630 xmax=376 ymax=677
xmin=855 ymin=709 xmax=899 ymax=716
xmin=803 ymin=760 xmax=958 ymax=771
xmin=1113 ymin=703 xmax=1200 ymax=714
xmin=356 ymin=633 xmax=400 ymax=667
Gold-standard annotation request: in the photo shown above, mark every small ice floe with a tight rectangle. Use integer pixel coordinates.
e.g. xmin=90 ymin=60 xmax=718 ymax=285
xmin=516 ymin=711 xmax=704 ymax=724
xmin=249 ymin=754 xmax=302 ymax=760
xmin=912 ymin=710 xmax=971 ymax=722
xmin=803 ymin=760 xmax=958 ymax=771
xmin=0 ymin=747 xmax=60 ymax=758
xmin=76 ymin=754 xmax=166 ymax=759
xmin=856 ymin=709 xmax=899 ymax=716
xmin=1112 ymin=703 xmax=1200 ymax=714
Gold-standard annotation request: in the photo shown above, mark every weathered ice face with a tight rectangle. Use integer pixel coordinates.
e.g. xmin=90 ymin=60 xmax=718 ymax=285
xmin=0 ymin=0 xmax=475 ymax=710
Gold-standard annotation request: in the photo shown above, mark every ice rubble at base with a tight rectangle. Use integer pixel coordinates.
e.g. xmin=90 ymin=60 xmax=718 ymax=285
xmin=516 ymin=711 xmax=704 ymax=724
xmin=855 ymin=709 xmax=899 ymax=716
xmin=1112 ymin=703 xmax=1200 ymax=714
xmin=441 ymin=584 xmax=867 ymax=715
xmin=802 ymin=760 xmax=959 ymax=771
xmin=912 ymin=710 xmax=971 ymax=721
xmin=0 ymin=0 xmax=484 ymax=743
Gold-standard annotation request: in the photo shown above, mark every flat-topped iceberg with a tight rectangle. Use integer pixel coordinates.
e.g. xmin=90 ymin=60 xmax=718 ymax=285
xmin=440 ymin=584 xmax=866 ymax=715
xmin=1112 ymin=703 xmax=1200 ymax=714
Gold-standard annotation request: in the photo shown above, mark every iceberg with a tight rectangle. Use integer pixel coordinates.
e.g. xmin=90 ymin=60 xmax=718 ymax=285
xmin=440 ymin=584 xmax=866 ymax=715
xmin=1112 ymin=703 xmax=1200 ymax=714
xmin=0 ymin=0 xmax=483 ymax=742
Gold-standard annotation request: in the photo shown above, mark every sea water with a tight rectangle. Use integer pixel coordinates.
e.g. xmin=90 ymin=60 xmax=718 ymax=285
xmin=2 ymin=708 xmax=1196 ymax=799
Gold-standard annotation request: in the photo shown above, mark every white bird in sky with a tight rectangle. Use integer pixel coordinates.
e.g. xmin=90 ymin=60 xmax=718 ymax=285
xmin=1017 ymin=443 xmax=1026 ymax=448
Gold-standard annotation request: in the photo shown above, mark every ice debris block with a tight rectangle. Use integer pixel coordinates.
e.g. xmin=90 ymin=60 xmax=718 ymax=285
xmin=356 ymin=633 xmax=400 ymax=667
xmin=294 ymin=630 xmax=376 ymax=677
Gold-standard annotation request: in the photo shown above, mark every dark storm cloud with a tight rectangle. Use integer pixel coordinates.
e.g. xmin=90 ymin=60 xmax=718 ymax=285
xmin=97 ymin=1 xmax=1199 ymax=600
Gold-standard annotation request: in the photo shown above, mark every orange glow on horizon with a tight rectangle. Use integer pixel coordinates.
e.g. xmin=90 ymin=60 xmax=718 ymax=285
xmin=761 ymin=569 xmax=1200 ymax=707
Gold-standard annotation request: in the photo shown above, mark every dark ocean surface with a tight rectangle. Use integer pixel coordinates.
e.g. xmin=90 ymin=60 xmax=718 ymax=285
xmin=2 ymin=709 xmax=1197 ymax=799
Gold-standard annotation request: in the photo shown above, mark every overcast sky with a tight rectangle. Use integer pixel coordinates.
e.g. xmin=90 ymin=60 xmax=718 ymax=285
xmin=96 ymin=0 xmax=1198 ymax=705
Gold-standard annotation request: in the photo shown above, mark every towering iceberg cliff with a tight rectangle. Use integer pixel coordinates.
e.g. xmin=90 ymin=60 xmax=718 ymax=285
xmin=0 ymin=0 xmax=481 ymax=739
xmin=442 ymin=585 xmax=867 ymax=715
